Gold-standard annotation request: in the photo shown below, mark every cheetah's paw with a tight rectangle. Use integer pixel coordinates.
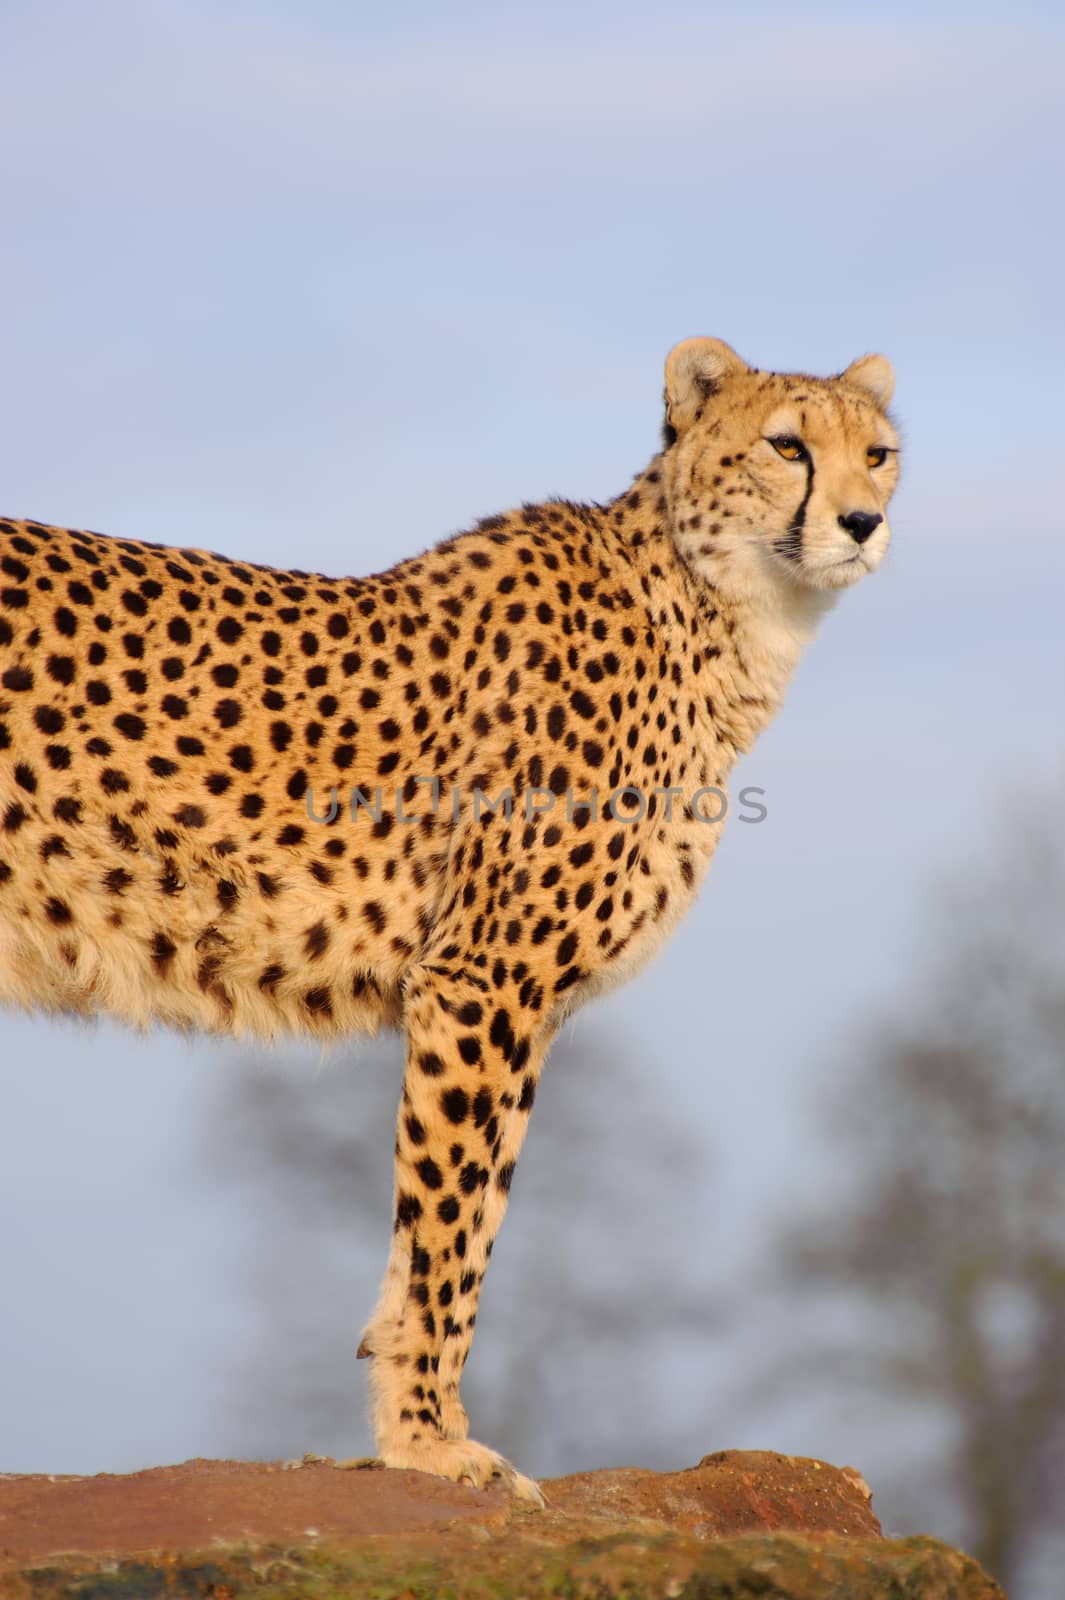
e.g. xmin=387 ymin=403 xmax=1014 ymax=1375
xmin=381 ymin=1436 xmax=544 ymax=1507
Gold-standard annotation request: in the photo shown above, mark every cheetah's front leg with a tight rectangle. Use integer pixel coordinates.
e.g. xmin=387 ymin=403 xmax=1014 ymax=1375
xmin=361 ymin=956 xmax=548 ymax=1503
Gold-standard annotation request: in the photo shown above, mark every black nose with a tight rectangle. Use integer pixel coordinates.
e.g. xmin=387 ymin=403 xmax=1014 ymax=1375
xmin=838 ymin=510 xmax=883 ymax=545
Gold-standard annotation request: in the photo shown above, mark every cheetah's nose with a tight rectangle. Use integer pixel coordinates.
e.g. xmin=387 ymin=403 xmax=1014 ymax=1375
xmin=838 ymin=510 xmax=883 ymax=545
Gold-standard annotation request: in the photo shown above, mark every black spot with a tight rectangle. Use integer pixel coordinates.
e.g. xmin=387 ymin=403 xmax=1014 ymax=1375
xmin=228 ymin=744 xmax=254 ymax=773
xmin=459 ymin=1162 xmax=483 ymax=1196
xmin=489 ymin=1008 xmax=515 ymax=1056
xmin=472 ymin=1087 xmax=493 ymax=1127
xmin=3 ymin=802 xmax=28 ymax=832
xmin=214 ymin=698 xmax=242 ymax=727
xmin=109 ymin=816 xmax=136 ymax=851
xmin=46 ymin=655 xmax=75 ymax=686
xmin=441 ymin=1087 xmax=469 ymax=1124
xmin=416 ymin=1157 xmax=444 ymax=1190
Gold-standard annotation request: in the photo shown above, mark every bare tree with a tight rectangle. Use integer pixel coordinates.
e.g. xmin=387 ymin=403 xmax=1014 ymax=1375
xmin=762 ymin=786 xmax=1065 ymax=1594
xmin=197 ymin=1019 xmax=721 ymax=1477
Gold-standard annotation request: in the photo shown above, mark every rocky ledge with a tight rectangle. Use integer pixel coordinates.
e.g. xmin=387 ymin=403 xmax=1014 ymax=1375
xmin=0 ymin=1449 xmax=1002 ymax=1598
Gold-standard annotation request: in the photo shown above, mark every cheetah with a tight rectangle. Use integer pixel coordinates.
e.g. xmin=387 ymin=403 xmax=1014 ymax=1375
xmin=0 ymin=337 xmax=899 ymax=1501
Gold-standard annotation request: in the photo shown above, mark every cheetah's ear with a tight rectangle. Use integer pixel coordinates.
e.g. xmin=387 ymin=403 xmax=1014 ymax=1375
xmin=664 ymin=338 xmax=748 ymax=435
xmin=841 ymin=353 xmax=895 ymax=411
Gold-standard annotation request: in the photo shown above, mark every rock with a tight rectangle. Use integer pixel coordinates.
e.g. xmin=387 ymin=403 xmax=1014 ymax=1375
xmin=0 ymin=1450 xmax=1003 ymax=1598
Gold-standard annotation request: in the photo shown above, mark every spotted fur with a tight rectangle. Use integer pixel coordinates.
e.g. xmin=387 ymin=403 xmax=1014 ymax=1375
xmin=0 ymin=338 xmax=899 ymax=1499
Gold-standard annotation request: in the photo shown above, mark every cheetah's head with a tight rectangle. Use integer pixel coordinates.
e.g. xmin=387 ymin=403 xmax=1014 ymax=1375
xmin=661 ymin=337 xmax=900 ymax=602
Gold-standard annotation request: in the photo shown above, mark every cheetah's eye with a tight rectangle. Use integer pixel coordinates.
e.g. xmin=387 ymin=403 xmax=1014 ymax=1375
xmin=767 ymin=435 xmax=807 ymax=462
xmin=866 ymin=446 xmax=891 ymax=468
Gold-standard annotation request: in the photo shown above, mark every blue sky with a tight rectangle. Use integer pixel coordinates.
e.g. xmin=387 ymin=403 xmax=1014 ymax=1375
xmin=1 ymin=0 xmax=1063 ymax=1490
